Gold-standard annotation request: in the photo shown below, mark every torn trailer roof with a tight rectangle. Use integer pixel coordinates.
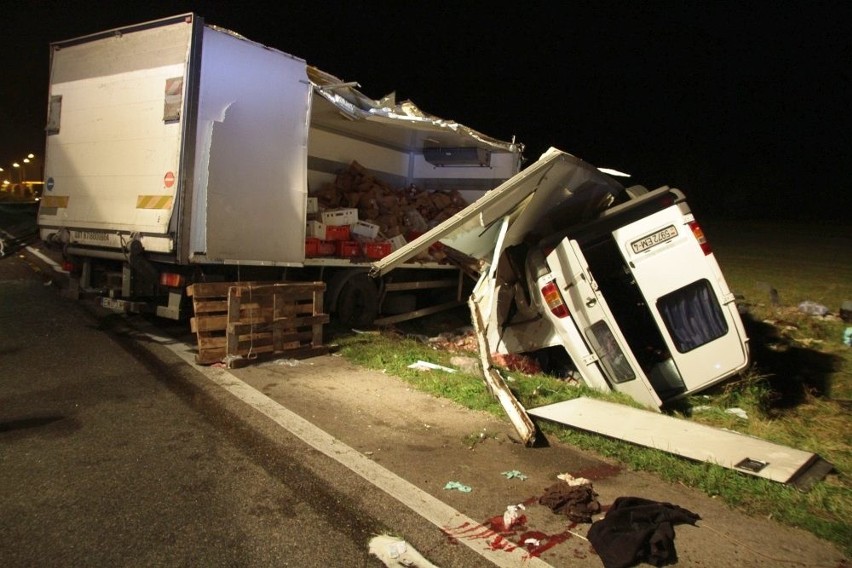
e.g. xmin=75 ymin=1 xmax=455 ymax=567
xmin=307 ymin=65 xmax=520 ymax=158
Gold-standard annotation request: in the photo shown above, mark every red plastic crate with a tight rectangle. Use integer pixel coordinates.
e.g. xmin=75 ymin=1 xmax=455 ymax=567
xmin=325 ymin=225 xmax=351 ymax=241
xmin=318 ymin=240 xmax=337 ymax=256
xmin=336 ymin=240 xmax=360 ymax=258
xmin=305 ymin=237 xmax=321 ymax=257
xmin=363 ymin=241 xmax=392 ymax=259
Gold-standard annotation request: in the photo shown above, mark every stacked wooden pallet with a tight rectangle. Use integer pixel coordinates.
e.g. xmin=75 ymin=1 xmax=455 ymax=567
xmin=188 ymin=281 xmax=329 ymax=367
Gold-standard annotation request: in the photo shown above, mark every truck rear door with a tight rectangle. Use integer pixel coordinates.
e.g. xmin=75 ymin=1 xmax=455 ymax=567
xmin=548 ymin=238 xmax=663 ymax=408
xmin=38 ymin=16 xmax=195 ymax=253
xmin=613 ymin=206 xmax=749 ymax=393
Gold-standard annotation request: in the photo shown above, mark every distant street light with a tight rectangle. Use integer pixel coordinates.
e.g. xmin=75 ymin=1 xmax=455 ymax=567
xmin=12 ymin=162 xmax=23 ymax=184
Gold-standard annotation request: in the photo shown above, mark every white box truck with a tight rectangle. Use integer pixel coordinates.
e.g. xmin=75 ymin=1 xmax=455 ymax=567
xmin=373 ymin=148 xmax=750 ymax=442
xmin=37 ymin=14 xmax=522 ymax=323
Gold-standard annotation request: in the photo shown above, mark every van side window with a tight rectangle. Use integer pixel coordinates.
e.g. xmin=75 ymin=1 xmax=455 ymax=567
xmin=586 ymin=321 xmax=636 ymax=384
xmin=657 ymin=279 xmax=728 ymax=353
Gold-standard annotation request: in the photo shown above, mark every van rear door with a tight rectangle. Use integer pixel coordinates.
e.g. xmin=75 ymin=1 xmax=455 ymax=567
xmin=548 ymin=238 xmax=663 ymax=408
xmin=613 ymin=206 xmax=749 ymax=394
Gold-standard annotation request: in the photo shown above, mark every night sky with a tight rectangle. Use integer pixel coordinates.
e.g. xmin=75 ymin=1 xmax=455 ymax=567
xmin=2 ymin=1 xmax=849 ymax=220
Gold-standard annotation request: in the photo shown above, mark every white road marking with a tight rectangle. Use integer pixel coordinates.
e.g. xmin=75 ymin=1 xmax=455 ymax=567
xmin=0 ymin=227 xmax=66 ymax=271
xmin=26 ymin=245 xmax=68 ymax=273
xmin=156 ymin=335 xmax=554 ymax=568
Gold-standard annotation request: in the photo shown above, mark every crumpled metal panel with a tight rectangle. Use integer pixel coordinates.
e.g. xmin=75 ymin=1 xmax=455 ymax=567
xmin=370 ymin=148 xmax=623 ymax=278
xmin=307 ymin=66 xmax=519 ymax=155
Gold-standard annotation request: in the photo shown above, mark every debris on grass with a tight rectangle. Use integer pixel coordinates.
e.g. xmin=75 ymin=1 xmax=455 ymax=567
xmin=408 ymin=360 xmax=456 ymax=373
xmin=491 ymin=353 xmax=542 ymax=375
xmin=798 ymin=301 xmax=829 ymax=317
xmin=725 ymin=407 xmax=749 ymax=420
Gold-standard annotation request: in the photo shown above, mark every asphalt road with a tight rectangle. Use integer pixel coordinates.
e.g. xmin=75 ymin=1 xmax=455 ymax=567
xmin=0 ymin=238 xmax=491 ymax=566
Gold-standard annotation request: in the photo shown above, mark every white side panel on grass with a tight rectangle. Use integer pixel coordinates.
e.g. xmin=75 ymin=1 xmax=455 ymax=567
xmin=528 ymin=397 xmax=826 ymax=486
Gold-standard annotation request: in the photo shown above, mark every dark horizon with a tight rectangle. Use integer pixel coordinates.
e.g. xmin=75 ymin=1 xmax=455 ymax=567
xmin=2 ymin=2 xmax=849 ymax=221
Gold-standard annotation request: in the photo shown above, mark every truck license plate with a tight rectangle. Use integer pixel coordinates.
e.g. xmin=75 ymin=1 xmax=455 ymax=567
xmin=631 ymin=225 xmax=678 ymax=254
xmin=100 ymin=297 xmax=129 ymax=311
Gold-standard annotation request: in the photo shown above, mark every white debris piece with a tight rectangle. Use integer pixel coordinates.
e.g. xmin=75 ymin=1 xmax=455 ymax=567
xmin=368 ymin=535 xmax=440 ymax=568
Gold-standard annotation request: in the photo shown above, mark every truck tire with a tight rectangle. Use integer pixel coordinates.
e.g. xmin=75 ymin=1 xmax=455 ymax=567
xmin=381 ymin=293 xmax=417 ymax=315
xmin=336 ymin=273 xmax=379 ymax=327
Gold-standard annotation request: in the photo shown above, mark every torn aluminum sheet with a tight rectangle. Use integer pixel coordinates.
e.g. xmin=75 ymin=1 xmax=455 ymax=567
xmin=307 ymin=65 xmax=519 ymax=155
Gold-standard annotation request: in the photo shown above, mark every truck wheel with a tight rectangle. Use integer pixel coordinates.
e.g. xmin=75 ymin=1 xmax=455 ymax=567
xmin=336 ymin=274 xmax=379 ymax=327
xmin=381 ymin=293 xmax=417 ymax=315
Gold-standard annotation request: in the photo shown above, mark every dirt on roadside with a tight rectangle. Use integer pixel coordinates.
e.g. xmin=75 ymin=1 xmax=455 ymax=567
xmin=229 ymin=354 xmax=848 ymax=568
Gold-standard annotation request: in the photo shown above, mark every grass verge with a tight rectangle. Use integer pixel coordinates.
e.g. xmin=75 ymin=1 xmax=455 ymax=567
xmin=333 ymin=324 xmax=850 ymax=554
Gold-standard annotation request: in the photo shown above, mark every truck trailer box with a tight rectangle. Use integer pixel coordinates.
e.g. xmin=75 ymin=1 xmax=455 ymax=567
xmin=38 ymin=13 xmax=522 ymax=321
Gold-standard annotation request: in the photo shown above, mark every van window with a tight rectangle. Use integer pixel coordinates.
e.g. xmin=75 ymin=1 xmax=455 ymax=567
xmin=657 ymin=279 xmax=728 ymax=353
xmin=586 ymin=321 xmax=636 ymax=383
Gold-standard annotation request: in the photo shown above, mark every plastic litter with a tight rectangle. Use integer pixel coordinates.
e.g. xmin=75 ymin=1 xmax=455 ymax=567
xmin=368 ymin=535 xmax=439 ymax=568
xmin=501 ymin=470 xmax=528 ymax=480
xmin=726 ymin=407 xmax=749 ymax=420
xmin=408 ymin=360 xmax=456 ymax=373
xmin=557 ymin=473 xmax=593 ymax=487
xmin=798 ymin=301 xmax=829 ymax=316
xmin=444 ymin=481 xmax=472 ymax=493
xmin=502 ymin=503 xmax=526 ymax=529
xmin=843 ymin=327 xmax=852 ymax=347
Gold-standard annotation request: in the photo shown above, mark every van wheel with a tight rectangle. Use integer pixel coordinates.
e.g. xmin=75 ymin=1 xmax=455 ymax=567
xmin=336 ymin=274 xmax=379 ymax=327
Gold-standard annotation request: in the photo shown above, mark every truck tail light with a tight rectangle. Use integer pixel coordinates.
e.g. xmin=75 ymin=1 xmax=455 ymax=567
xmin=159 ymin=272 xmax=184 ymax=288
xmin=541 ymin=281 xmax=570 ymax=318
xmin=688 ymin=220 xmax=712 ymax=255
xmin=62 ymin=261 xmax=76 ymax=273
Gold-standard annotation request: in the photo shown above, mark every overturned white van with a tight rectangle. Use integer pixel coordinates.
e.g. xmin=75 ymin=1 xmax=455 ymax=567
xmin=372 ymin=148 xmax=750 ymax=444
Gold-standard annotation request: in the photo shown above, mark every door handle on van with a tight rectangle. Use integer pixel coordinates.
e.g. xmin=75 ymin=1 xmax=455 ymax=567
xmin=586 ymin=297 xmax=597 ymax=307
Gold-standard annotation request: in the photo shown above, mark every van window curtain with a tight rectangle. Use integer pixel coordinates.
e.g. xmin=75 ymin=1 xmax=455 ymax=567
xmin=657 ymin=279 xmax=728 ymax=353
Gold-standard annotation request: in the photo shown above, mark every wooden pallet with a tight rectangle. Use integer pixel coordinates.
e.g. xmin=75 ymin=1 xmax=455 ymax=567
xmin=188 ymin=281 xmax=329 ymax=366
